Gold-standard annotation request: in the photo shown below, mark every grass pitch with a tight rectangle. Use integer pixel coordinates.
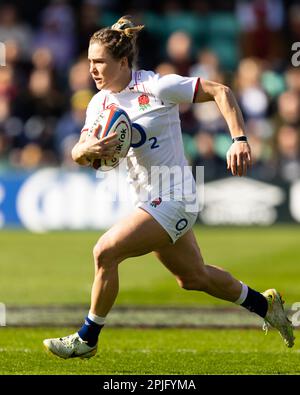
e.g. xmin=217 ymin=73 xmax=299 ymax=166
xmin=1 ymin=225 xmax=300 ymax=306
xmin=0 ymin=327 xmax=300 ymax=375
xmin=1 ymin=225 xmax=300 ymax=375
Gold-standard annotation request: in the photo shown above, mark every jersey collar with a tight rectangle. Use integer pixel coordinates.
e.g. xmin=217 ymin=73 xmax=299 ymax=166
xmin=121 ymin=70 xmax=136 ymax=93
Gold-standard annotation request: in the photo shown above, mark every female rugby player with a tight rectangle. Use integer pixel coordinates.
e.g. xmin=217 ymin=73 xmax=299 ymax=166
xmin=44 ymin=17 xmax=294 ymax=358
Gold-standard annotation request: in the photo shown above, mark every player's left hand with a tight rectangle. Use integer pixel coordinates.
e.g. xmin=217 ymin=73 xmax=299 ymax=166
xmin=226 ymin=141 xmax=252 ymax=176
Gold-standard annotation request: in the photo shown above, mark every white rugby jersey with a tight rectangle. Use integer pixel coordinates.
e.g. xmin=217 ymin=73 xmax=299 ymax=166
xmin=82 ymin=70 xmax=200 ymax=205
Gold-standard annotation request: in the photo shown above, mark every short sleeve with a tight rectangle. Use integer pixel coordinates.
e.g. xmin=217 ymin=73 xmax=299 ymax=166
xmin=149 ymin=73 xmax=200 ymax=104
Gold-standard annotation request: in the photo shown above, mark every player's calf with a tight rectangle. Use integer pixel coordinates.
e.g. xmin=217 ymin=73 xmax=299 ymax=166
xmin=176 ymin=273 xmax=207 ymax=291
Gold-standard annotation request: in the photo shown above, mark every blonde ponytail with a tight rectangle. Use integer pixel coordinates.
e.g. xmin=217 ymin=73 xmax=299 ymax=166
xmin=111 ymin=16 xmax=144 ymax=38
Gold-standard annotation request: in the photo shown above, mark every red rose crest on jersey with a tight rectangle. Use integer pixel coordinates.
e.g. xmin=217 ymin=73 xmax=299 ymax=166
xmin=150 ymin=197 xmax=162 ymax=208
xmin=138 ymin=94 xmax=150 ymax=111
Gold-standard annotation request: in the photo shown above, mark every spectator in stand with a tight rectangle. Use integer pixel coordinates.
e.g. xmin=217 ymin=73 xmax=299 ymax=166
xmin=189 ymin=49 xmax=220 ymax=81
xmin=165 ymin=31 xmax=194 ymax=76
xmin=77 ymin=0 xmax=102 ymax=56
xmin=0 ymin=65 xmax=17 ymax=108
xmin=274 ymin=124 xmax=300 ymax=182
xmin=68 ymin=58 xmax=94 ymax=94
xmin=0 ymin=4 xmax=33 ymax=90
xmin=245 ymin=118 xmax=276 ymax=181
xmin=285 ymin=67 xmax=300 ymax=94
xmin=276 ymin=91 xmax=300 ymax=127
xmin=33 ymin=0 xmax=76 ymax=80
xmin=0 ymin=128 xmax=11 ymax=170
xmin=55 ymin=89 xmax=94 ymax=166
xmin=188 ymin=49 xmax=229 ymax=164
xmin=0 ymin=64 xmax=21 ymax=166
xmin=192 ymin=131 xmax=225 ymax=182
xmin=236 ymin=0 xmax=285 ymax=61
xmin=31 ymin=47 xmax=54 ymax=72
xmin=0 ymin=3 xmax=33 ymax=61
xmin=287 ymin=3 xmax=300 ymax=49
xmin=234 ymin=57 xmax=269 ymax=121
xmin=12 ymin=68 xmax=66 ymax=121
xmin=9 ymin=68 xmax=66 ymax=164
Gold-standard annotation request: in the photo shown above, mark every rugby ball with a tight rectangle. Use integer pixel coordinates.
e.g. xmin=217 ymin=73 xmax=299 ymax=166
xmin=86 ymin=106 xmax=132 ymax=171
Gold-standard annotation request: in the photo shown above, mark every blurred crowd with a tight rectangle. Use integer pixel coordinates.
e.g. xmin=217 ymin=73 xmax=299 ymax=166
xmin=0 ymin=0 xmax=300 ymax=184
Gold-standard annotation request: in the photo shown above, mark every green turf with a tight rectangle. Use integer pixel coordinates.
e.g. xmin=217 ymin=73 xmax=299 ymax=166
xmin=0 ymin=327 xmax=299 ymax=375
xmin=1 ymin=225 xmax=300 ymax=306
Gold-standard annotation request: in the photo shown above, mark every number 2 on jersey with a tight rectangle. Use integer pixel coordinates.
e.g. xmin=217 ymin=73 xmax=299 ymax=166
xmin=131 ymin=123 xmax=160 ymax=149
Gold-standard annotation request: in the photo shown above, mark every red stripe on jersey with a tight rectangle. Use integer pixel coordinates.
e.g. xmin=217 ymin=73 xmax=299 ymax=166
xmin=193 ymin=77 xmax=201 ymax=103
xmin=81 ymin=128 xmax=88 ymax=134
xmin=193 ymin=78 xmax=200 ymax=103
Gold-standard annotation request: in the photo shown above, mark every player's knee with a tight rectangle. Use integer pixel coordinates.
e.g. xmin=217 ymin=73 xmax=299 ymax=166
xmin=93 ymin=237 xmax=118 ymax=271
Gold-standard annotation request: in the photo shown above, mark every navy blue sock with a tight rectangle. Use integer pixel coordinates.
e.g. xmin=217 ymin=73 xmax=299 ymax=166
xmin=78 ymin=317 xmax=103 ymax=347
xmin=241 ymin=287 xmax=268 ymax=318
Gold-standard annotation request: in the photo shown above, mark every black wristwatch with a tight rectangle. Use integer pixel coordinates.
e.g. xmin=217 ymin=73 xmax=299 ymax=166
xmin=232 ymin=136 xmax=248 ymax=143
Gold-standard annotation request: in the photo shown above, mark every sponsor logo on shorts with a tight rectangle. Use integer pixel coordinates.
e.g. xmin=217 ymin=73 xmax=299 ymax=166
xmin=175 ymin=218 xmax=188 ymax=237
xmin=175 ymin=218 xmax=188 ymax=231
xmin=150 ymin=197 xmax=162 ymax=208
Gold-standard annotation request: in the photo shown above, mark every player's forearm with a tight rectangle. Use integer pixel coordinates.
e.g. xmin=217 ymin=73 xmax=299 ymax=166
xmin=195 ymin=80 xmax=246 ymax=138
xmin=71 ymin=143 xmax=90 ymax=166
xmin=214 ymin=85 xmax=246 ymax=138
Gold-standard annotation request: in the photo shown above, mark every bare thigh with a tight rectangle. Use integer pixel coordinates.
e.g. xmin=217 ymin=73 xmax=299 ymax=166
xmin=153 ymin=229 xmax=205 ymax=282
xmin=154 ymin=229 xmax=242 ymax=299
xmin=96 ymin=207 xmax=172 ymax=263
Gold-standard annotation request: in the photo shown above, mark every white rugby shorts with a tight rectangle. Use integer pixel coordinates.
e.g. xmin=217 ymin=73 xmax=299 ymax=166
xmin=138 ymin=195 xmax=199 ymax=243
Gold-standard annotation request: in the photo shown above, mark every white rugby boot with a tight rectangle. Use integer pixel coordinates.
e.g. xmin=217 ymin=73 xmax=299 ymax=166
xmin=43 ymin=333 xmax=97 ymax=359
xmin=262 ymin=289 xmax=295 ymax=348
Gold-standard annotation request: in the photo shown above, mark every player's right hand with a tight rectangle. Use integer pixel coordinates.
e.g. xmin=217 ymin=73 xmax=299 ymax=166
xmin=81 ymin=133 xmax=119 ymax=160
xmin=226 ymin=141 xmax=252 ymax=177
